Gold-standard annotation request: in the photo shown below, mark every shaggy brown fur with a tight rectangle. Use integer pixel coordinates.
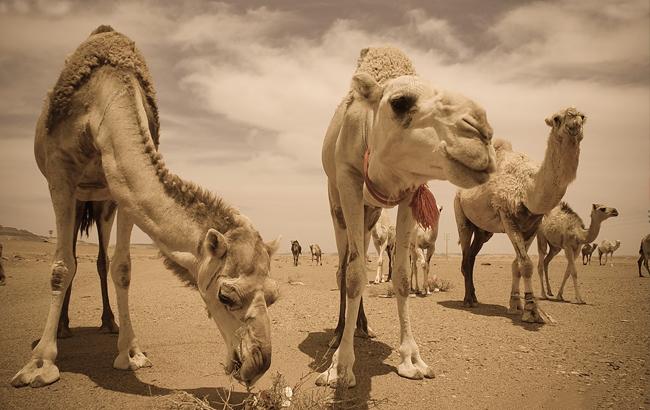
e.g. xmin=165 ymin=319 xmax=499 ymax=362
xmin=47 ymin=25 xmax=159 ymax=147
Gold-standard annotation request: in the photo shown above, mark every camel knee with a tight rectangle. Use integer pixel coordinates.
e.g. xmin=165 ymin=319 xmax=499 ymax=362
xmin=50 ymin=261 xmax=74 ymax=292
xmin=345 ymin=272 xmax=364 ymax=298
xmin=393 ymin=267 xmax=410 ymax=297
xmin=112 ymin=261 xmax=131 ymax=289
xmin=519 ymin=258 xmax=533 ymax=278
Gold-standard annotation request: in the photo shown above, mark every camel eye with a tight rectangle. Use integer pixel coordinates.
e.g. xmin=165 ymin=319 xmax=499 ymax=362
xmin=218 ymin=291 xmax=234 ymax=306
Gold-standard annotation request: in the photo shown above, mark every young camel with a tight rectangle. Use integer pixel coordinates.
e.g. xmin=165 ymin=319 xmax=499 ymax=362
xmin=637 ymin=234 xmax=650 ymax=277
xmin=12 ymin=26 xmax=279 ymax=388
xmin=291 ymin=240 xmax=302 ymax=266
xmin=581 ymin=243 xmax=597 ymax=265
xmin=371 ymin=209 xmax=395 ymax=284
xmin=598 ymin=240 xmax=621 ymax=265
xmin=536 ymin=203 xmax=618 ymax=304
xmin=409 ymin=205 xmax=443 ymax=295
xmin=320 ymin=46 xmax=496 ymax=387
xmin=455 ymin=107 xmax=586 ymax=323
xmin=309 ymin=243 xmax=323 ymax=265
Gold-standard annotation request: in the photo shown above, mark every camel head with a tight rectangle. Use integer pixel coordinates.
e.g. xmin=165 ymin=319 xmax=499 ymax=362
xmin=591 ymin=203 xmax=619 ymax=222
xmin=613 ymin=240 xmax=621 ymax=250
xmin=192 ymin=227 xmax=280 ymax=386
xmin=545 ymin=107 xmax=586 ymax=143
xmin=353 ymin=73 xmax=496 ymax=189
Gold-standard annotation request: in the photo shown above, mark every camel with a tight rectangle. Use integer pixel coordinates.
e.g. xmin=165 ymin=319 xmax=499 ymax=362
xmin=56 ymin=200 xmax=119 ymax=338
xmin=581 ymin=243 xmax=597 ymax=265
xmin=598 ymin=240 xmax=621 ymax=265
xmin=12 ymin=26 xmax=279 ymax=388
xmin=0 ymin=242 xmax=5 ymax=286
xmin=454 ymin=107 xmax=586 ymax=323
xmin=291 ymin=240 xmax=302 ymax=266
xmin=637 ymin=234 xmax=650 ymax=277
xmin=320 ymin=46 xmax=496 ymax=387
xmin=409 ymin=206 xmax=443 ymax=295
xmin=536 ymin=203 xmax=618 ymax=303
xmin=309 ymin=243 xmax=323 ymax=265
xmin=371 ymin=209 xmax=395 ymax=284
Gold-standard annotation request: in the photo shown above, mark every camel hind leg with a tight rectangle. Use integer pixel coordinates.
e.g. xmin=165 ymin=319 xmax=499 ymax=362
xmin=95 ymin=201 xmax=119 ymax=333
xmin=373 ymin=239 xmax=387 ymax=284
xmin=12 ymin=178 xmax=79 ymax=387
xmin=423 ymin=246 xmax=435 ymax=295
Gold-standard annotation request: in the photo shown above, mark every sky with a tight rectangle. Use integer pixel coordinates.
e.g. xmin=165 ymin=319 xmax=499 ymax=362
xmin=0 ymin=0 xmax=648 ymax=255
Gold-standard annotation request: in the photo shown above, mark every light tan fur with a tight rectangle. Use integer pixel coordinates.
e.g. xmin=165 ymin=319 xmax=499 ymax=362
xmin=371 ymin=210 xmax=395 ymax=284
xmin=598 ymin=239 xmax=621 ymax=266
xmin=454 ymin=107 xmax=586 ymax=323
xmin=537 ymin=203 xmax=618 ymax=304
xmin=319 ymin=46 xmax=496 ymax=387
xmin=12 ymin=26 xmax=279 ymax=389
xmin=409 ymin=206 xmax=443 ymax=295
xmin=309 ymin=243 xmax=323 ymax=265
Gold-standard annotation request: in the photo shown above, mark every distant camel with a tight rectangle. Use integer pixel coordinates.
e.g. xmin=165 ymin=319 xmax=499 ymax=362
xmin=598 ymin=240 xmax=621 ymax=265
xmin=409 ymin=206 xmax=443 ymax=295
xmin=581 ymin=243 xmax=597 ymax=265
xmin=310 ymin=244 xmax=323 ymax=265
xmin=371 ymin=210 xmax=395 ymax=284
xmin=0 ymin=242 xmax=5 ymax=286
xmin=291 ymin=240 xmax=302 ymax=266
xmin=637 ymin=234 xmax=650 ymax=277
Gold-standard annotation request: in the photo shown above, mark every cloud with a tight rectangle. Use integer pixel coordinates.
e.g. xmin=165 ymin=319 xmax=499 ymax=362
xmin=0 ymin=0 xmax=647 ymax=254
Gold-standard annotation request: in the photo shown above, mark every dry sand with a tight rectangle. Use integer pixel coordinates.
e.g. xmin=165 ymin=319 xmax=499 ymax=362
xmin=0 ymin=238 xmax=648 ymax=409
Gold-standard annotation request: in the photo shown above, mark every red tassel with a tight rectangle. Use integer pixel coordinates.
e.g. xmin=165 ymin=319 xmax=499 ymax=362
xmin=410 ymin=184 xmax=439 ymax=230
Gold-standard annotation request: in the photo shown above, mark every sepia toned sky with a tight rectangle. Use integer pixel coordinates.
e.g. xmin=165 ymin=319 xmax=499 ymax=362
xmin=0 ymin=0 xmax=648 ymax=255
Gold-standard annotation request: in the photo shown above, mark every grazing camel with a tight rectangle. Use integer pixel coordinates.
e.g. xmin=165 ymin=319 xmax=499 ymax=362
xmin=581 ymin=243 xmax=597 ymax=265
xmin=291 ymin=240 xmax=302 ymax=266
xmin=320 ymin=46 xmax=496 ymax=387
xmin=0 ymin=242 xmax=5 ymax=286
xmin=536 ymin=203 xmax=618 ymax=303
xmin=409 ymin=206 xmax=443 ymax=295
xmin=371 ymin=209 xmax=395 ymax=284
xmin=598 ymin=240 xmax=621 ymax=265
xmin=310 ymin=243 xmax=323 ymax=265
xmin=637 ymin=234 xmax=650 ymax=277
xmin=12 ymin=26 xmax=279 ymax=388
xmin=455 ymin=107 xmax=586 ymax=323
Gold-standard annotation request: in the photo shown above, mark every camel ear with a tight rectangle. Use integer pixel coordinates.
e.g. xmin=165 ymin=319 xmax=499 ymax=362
xmin=265 ymin=236 xmax=281 ymax=256
xmin=352 ymin=72 xmax=382 ymax=103
xmin=545 ymin=114 xmax=561 ymax=128
xmin=204 ymin=229 xmax=228 ymax=258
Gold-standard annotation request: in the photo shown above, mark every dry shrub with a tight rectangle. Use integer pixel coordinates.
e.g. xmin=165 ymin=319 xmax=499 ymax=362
xmin=426 ymin=277 xmax=453 ymax=292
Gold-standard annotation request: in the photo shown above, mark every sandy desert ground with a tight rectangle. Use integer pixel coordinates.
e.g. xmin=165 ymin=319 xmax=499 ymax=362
xmin=0 ymin=237 xmax=648 ymax=409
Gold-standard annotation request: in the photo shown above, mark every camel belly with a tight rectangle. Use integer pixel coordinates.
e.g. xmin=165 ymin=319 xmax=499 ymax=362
xmin=74 ymin=157 xmax=113 ymax=201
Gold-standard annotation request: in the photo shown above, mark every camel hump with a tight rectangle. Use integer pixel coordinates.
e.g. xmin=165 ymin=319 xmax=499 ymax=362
xmin=90 ymin=25 xmax=115 ymax=36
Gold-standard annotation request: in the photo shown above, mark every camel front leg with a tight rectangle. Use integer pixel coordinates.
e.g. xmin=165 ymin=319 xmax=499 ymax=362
xmin=409 ymin=245 xmax=419 ymax=294
xmin=423 ymin=247 xmax=434 ymax=295
xmin=393 ymin=204 xmax=434 ymax=379
xmin=316 ymin=179 xmax=366 ymax=388
xmin=12 ymin=181 xmax=78 ymax=387
xmin=374 ymin=240 xmax=386 ymax=284
xmin=111 ymin=211 xmax=152 ymax=370
xmin=564 ymin=248 xmax=585 ymax=304
xmin=500 ymin=212 xmax=552 ymax=324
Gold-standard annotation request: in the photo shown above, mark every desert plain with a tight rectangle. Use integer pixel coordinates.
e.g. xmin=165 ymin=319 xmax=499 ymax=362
xmin=0 ymin=237 xmax=648 ymax=409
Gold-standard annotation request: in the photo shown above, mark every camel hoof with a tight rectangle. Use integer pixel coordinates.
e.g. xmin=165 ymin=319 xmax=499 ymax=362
xmin=354 ymin=326 xmax=376 ymax=339
xmin=397 ymin=364 xmax=424 ymax=380
xmin=113 ymin=351 xmax=152 ymax=370
xmin=315 ymin=366 xmax=356 ymax=388
xmin=462 ymin=299 xmax=477 ymax=308
xmin=556 ymin=294 xmax=565 ymax=302
xmin=57 ymin=326 xmax=72 ymax=339
xmin=11 ymin=359 xmax=60 ymax=388
xmin=100 ymin=320 xmax=119 ymax=334
xmin=575 ymin=299 xmax=586 ymax=305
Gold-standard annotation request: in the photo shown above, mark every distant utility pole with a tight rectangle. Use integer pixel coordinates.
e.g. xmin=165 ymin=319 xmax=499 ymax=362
xmin=444 ymin=233 xmax=451 ymax=259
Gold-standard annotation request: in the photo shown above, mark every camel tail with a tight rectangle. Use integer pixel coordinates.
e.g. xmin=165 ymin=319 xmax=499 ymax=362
xmin=78 ymin=201 xmax=96 ymax=237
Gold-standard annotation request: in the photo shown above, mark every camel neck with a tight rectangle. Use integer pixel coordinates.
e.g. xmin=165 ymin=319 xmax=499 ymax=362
xmin=94 ymin=82 xmax=208 ymax=257
xmin=580 ymin=214 xmax=604 ymax=244
xmin=525 ymin=134 xmax=580 ymax=215
xmin=366 ymin=150 xmax=422 ymax=205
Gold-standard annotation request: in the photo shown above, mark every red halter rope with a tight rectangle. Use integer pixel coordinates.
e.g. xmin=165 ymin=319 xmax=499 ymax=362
xmin=363 ymin=150 xmax=440 ymax=229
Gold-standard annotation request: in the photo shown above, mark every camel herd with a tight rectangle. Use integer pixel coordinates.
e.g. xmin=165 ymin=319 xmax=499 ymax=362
xmin=7 ymin=25 xmax=645 ymax=393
